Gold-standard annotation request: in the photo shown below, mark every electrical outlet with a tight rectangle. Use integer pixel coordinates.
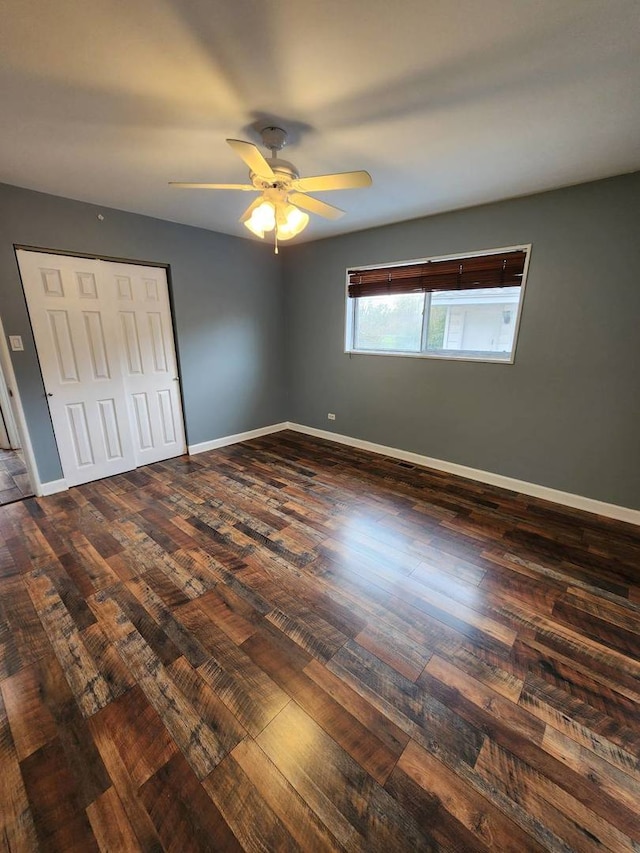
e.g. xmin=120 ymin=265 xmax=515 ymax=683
xmin=9 ymin=335 xmax=24 ymax=351
xmin=327 ymin=413 xmax=336 ymax=421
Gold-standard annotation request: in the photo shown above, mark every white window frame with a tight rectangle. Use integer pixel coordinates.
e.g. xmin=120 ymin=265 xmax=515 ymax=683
xmin=344 ymin=244 xmax=532 ymax=365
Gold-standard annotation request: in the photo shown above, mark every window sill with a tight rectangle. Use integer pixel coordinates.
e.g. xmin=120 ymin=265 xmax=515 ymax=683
xmin=345 ymin=348 xmax=515 ymax=364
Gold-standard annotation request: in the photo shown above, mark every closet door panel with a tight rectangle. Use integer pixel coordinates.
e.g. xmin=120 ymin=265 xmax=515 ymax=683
xmin=17 ymin=251 xmax=136 ymax=486
xmin=108 ymin=262 xmax=186 ymax=467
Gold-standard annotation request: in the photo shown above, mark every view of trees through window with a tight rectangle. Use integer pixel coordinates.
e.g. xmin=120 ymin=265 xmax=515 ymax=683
xmin=426 ymin=304 xmax=447 ymax=349
xmin=351 ymin=286 xmax=522 ymax=360
xmin=354 ymin=294 xmax=423 ymax=351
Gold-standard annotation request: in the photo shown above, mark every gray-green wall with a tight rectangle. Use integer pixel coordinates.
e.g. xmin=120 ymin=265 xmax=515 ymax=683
xmin=0 ymin=183 xmax=285 ymax=484
xmin=283 ymin=172 xmax=640 ymax=510
xmin=2 ymin=174 xmax=639 ymax=509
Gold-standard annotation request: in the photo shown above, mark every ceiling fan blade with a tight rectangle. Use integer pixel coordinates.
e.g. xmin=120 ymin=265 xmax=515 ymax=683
xmin=169 ymin=182 xmax=256 ymax=190
xmin=292 ymin=170 xmax=372 ymax=193
xmin=289 ymin=192 xmax=345 ymax=220
xmin=226 ymin=139 xmax=275 ymax=179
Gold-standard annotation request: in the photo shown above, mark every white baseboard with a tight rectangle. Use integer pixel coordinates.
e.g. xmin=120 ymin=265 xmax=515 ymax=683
xmin=38 ymin=478 xmax=68 ymax=497
xmin=36 ymin=424 xmax=289 ymax=494
xmin=188 ymin=422 xmax=289 ymax=455
xmin=286 ymin=422 xmax=640 ymax=526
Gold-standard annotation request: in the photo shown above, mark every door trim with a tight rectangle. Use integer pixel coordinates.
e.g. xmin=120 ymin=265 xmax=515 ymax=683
xmin=0 ymin=314 xmax=42 ymax=495
xmin=0 ymin=358 xmax=19 ymax=448
xmin=14 ymin=244 xmax=170 ymax=269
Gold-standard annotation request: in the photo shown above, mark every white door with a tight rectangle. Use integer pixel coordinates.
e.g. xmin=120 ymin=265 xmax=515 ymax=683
xmin=106 ymin=261 xmax=186 ymax=467
xmin=17 ymin=251 xmax=186 ymax=487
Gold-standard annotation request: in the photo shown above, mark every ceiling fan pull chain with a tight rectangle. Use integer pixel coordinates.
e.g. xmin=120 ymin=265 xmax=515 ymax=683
xmin=274 ymin=230 xmax=279 ymax=255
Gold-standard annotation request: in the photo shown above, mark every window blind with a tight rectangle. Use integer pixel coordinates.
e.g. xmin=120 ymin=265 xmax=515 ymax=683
xmin=347 ymin=250 xmax=526 ymax=298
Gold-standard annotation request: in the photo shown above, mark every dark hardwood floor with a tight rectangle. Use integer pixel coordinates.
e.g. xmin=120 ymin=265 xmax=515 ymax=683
xmin=1 ymin=430 xmax=639 ymax=852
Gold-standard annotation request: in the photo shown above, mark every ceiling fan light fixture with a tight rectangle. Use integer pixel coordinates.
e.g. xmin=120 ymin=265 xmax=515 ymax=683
xmin=244 ymin=200 xmax=276 ymax=237
xmin=244 ymin=198 xmax=310 ymax=242
xmin=172 ymin=128 xmax=372 ymax=244
xmin=276 ymin=204 xmax=309 ymax=240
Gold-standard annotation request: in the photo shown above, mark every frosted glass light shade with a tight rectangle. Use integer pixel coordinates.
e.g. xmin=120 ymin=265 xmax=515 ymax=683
xmin=244 ymin=199 xmax=309 ymax=241
xmin=244 ymin=201 xmax=276 ymax=237
xmin=276 ymin=204 xmax=309 ymax=240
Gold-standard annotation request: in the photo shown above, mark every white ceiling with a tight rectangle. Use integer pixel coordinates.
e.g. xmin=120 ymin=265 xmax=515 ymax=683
xmin=1 ymin=0 xmax=639 ymax=243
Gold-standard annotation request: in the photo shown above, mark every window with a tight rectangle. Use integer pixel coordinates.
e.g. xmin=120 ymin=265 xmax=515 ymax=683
xmin=346 ymin=247 xmax=529 ymax=363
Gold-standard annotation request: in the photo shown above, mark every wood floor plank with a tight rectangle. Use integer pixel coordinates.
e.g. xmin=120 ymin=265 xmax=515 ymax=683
xmin=519 ymin=675 xmax=640 ymax=779
xmin=100 ymin=581 xmax=184 ymax=667
xmin=66 ymin=532 xmax=122 ymax=591
xmin=328 ymin=639 xmax=486 ymax=768
xmin=564 ymin=585 xmax=640 ymax=634
xmin=177 ymin=600 xmax=289 ymax=736
xmin=541 ymin=725 xmax=640 ymax=819
xmin=230 ymin=737 xmax=347 ymax=852
xmin=193 ymin=586 xmax=260 ymax=644
xmin=355 ymin=619 xmax=432 ymax=681
xmin=139 ymin=752 xmax=242 ymax=852
xmin=438 ymin=642 xmax=524 ymax=702
xmin=492 ymin=597 xmax=640 ymax=692
xmin=90 ymin=592 xmax=241 ymax=780
xmin=140 ymin=564 xmax=195 ymax=610
xmin=166 ymin=655 xmax=247 ymax=753
xmin=476 ymin=737 xmax=640 ymax=853
xmin=36 ymin=652 xmax=112 ymax=810
xmin=385 ymin=764 xmax=487 ymax=852
xmin=87 ymin=707 xmax=165 ymax=852
xmin=90 ymin=685 xmax=179 ymax=789
xmin=24 ymin=568 xmax=114 ymax=716
xmin=265 ymin=604 xmax=348 ymax=663
xmin=520 ymin=669 xmax=640 ymax=760
xmin=242 ymin=623 xmax=403 ymax=784
xmin=303 ymin=657 xmax=410 ymax=763
xmin=86 ymin=786 xmax=143 ymax=853
xmin=202 ymin=752 xmax=303 ymax=852
xmin=0 ymin=576 xmax=51 ymax=676
xmin=1 ymin=660 xmax=58 ymax=761
xmin=0 ymin=687 xmax=39 ymax=850
xmin=257 ymin=701 xmax=436 ymax=852
xmin=420 ymin=653 xmax=546 ymax=745
xmin=109 ymin=519 xmax=218 ymax=597
xmin=511 ymin=634 xmax=640 ymax=717
xmin=20 ymin=738 xmax=100 ymax=852
xmin=397 ymin=738 xmax=549 ymax=852
xmin=418 ymin=653 xmax=640 ymax=841
xmin=125 ymin=575 xmax=211 ymax=667
xmin=80 ymin=621 xmax=136 ymax=701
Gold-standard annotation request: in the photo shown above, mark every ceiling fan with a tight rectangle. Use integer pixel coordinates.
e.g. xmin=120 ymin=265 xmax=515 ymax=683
xmin=169 ymin=126 xmax=372 ymax=251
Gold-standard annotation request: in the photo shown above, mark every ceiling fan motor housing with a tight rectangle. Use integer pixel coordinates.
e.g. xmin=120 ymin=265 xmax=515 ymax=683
xmin=251 ymin=158 xmax=299 ymax=190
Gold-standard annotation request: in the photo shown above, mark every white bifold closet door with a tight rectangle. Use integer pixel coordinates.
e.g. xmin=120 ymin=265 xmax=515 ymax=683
xmin=17 ymin=250 xmax=186 ymax=487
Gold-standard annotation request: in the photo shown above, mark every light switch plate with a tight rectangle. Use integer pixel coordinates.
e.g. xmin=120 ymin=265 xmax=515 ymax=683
xmin=9 ymin=335 xmax=24 ymax=351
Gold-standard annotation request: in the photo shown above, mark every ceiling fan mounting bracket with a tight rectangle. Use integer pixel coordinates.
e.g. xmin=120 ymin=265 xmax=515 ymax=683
xmin=259 ymin=126 xmax=288 ymax=153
